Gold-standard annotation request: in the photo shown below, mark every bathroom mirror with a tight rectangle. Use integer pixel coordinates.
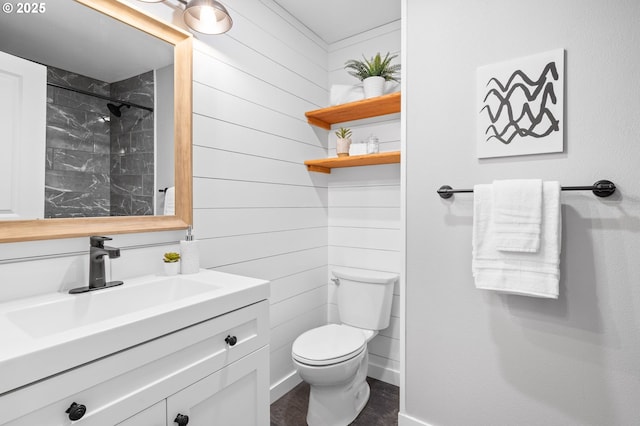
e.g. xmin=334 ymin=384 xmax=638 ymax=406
xmin=0 ymin=0 xmax=192 ymax=242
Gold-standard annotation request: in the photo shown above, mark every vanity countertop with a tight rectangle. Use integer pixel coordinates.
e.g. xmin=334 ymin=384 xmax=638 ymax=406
xmin=0 ymin=269 xmax=269 ymax=395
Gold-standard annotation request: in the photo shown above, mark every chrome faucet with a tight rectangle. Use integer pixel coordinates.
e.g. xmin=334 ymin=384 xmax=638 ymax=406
xmin=69 ymin=236 xmax=124 ymax=294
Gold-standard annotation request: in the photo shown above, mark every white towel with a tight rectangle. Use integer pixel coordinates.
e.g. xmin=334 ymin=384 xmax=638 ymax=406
xmin=472 ymin=181 xmax=561 ymax=298
xmin=493 ymin=179 xmax=542 ymax=252
xmin=163 ymin=186 xmax=175 ymax=215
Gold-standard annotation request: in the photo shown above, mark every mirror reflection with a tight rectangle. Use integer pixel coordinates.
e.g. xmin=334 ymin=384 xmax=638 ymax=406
xmin=0 ymin=0 xmax=175 ymax=219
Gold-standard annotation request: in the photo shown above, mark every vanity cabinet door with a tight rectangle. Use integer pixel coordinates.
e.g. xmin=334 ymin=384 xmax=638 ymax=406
xmin=166 ymin=345 xmax=270 ymax=426
xmin=117 ymin=401 xmax=166 ymax=426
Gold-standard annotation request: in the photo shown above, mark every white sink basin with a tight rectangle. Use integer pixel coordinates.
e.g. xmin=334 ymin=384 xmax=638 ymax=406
xmin=8 ymin=277 xmax=220 ymax=338
xmin=0 ymin=269 xmax=269 ymax=395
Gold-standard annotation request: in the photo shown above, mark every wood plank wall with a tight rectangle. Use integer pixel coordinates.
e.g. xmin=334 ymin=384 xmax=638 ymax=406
xmin=327 ymin=21 xmax=402 ymax=385
xmin=0 ymin=0 xmax=401 ymax=403
xmin=188 ymin=0 xmax=330 ymax=402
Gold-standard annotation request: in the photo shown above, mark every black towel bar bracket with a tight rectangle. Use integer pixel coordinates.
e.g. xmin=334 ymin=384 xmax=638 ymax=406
xmin=437 ymin=180 xmax=616 ymax=199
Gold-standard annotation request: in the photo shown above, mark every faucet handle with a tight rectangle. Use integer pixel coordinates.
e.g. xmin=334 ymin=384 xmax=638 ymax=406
xmin=90 ymin=236 xmax=112 ymax=248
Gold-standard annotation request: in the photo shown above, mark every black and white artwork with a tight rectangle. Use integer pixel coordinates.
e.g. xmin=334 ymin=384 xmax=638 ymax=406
xmin=476 ymin=49 xmax=564 ymax=158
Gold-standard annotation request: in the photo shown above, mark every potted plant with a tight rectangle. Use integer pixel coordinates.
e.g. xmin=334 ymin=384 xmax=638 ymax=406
xmin=335 ymin=127 xmax=352 ymax=157
xmin=344 ymin=52 xmax=401 ymax=98
xmin=163 ymin=251 xmax=180 ymax=276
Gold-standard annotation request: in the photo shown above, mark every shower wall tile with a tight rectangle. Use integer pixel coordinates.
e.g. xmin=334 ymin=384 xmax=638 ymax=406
xmin=120 ymin=153 xmax=154 ymax=175
xmin=46 ymin=120 xmax=109 ymax=152
xmin=44 ymin=189 xmax=110 ymax=218
xmin=51 ymin=149 xmax=110 ymax=174
xmin=131 ymin=195 xmax=154 ymax=216
xmin=108 ymin=193 xmax=153 ymax=217
xmin=93 ymin=135 xmax=111 ymax=154
xmin=130 ymin=131 xmax=154 ymax=153
xmin=44 ymin=66 xmax=155 ymax=218
xmin=106 ymin=192 xmax=129 ymax=216
xmin=142 ymin=174 xmax=154 ymax=197
xmin=45 ymin=67 xmax=112 ymax=218
xmin=47 ymin=104 xmax=90 ymax=134
xmin=53 ymin=88 xmax=109 ymax=115
xmin=110 ymin=71 xmax=154 ymax=109
xmin=45 ymin=170 xmax=109 ymax=193
xmin=47 ymin=66 xmax=109 ymax=96
xmin=46 ymin=148 xmax=53 ymax=170
xmin=111 ymin=174 xmax=144 ymax=197
xmin=45 ymin=171 xmax=110 ymax=218
xmin=110 ymin=71 xmax=155 ymax=217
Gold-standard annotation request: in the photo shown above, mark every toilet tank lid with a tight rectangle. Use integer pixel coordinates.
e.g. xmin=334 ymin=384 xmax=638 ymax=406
xmin=332 ymin=269 xmax=398 ymax=285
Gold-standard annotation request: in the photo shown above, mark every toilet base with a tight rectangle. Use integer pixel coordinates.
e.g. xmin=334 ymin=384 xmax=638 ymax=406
xmin=305 ymin=352 xmax=370 ymax=426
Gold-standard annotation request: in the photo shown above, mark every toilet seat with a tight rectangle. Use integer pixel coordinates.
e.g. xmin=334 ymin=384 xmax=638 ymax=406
xmin=292 ymin=324 xmax=367 ymax=366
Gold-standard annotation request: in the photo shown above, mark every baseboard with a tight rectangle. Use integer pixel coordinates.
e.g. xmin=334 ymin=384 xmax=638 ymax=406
xmin=398 ymin=412 xmax=434 ymax=426
xmin=367 ymin=360 xmax=400 ymax=387
xmin=270 ymin=371 xmax=302 ymax=404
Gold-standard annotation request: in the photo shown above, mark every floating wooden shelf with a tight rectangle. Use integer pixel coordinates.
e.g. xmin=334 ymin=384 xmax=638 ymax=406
xmin=304 ymin=151 xmax=400 ymax=174
xmin=305 ymin=92 xmax=401 ymax=130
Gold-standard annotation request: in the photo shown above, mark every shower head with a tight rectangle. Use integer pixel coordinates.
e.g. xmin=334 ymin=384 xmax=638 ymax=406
xmin=107 ymin=103 xmax=130 ymax=117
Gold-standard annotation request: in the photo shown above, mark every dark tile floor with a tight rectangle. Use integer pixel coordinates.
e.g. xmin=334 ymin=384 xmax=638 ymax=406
xmin=270 ymin=377 xmax=399 ymax=426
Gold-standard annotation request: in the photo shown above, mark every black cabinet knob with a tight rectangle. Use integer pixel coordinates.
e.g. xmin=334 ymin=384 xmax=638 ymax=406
xmin=174 ymin=413 xmax=189 ymax=425
xmin=65 ymin=402 xmax=87 ymax=421
xmin=225 ymin=335 xmax=237 ymax=346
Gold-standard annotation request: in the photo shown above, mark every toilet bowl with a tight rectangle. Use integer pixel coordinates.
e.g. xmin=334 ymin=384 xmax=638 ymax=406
xmin=292 ymin=324 xmax=376 ymax=426
xmin=291 ymin=269 xmax=398 ymax=426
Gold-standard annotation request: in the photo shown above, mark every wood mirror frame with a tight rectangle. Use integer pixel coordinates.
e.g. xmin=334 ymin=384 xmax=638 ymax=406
xmin=0 ymin=0 xmax=193 ymax=243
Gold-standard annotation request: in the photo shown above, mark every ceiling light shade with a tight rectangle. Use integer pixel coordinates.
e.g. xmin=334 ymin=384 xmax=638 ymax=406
xmin=183 ymin=0 xmax=233 ymax=34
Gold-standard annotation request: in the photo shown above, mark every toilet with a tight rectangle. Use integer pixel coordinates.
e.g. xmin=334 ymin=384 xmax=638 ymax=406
xmin=291 ymin=269 xmax=398 ymax=426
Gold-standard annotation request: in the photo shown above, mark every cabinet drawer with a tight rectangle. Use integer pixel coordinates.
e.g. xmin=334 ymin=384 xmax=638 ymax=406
xmin=1 ymin=300 xmax=268 ymax=425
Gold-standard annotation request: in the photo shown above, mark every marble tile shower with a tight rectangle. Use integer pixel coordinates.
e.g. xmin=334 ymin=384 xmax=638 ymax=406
xmin=110 ymin=71 xmax=155 ymax=216
xmin=44 ymin=67 xmax=154 ymax=218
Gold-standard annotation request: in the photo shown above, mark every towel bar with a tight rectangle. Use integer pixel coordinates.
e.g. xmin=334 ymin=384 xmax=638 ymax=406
xmin=437 ymin=180 xmax=616 ymax=199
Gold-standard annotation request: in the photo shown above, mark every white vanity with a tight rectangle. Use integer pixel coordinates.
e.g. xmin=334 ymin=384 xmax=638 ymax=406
xmin=0 ymin=270 xmax=269 ymax=425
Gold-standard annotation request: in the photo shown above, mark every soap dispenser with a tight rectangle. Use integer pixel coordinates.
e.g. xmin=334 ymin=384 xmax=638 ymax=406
xmin=180 ymin=226 xmax=200 ymax=275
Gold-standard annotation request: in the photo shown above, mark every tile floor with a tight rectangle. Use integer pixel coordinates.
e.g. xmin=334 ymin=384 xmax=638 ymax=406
xmin=270 ymin=377 xmax=399 ymax=425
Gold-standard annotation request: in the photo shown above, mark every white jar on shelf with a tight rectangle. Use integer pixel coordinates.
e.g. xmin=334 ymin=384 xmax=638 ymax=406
xmin=366 ymin=134 xmax=379 ymax=154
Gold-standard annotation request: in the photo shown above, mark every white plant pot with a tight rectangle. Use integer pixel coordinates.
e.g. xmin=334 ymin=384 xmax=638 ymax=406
xmin=336 ymin=137 xmax=352 ymax=157
xmin=163 ymin=261 xmax=180 ymax=276
xmin=363 ymin=76 xmax=385 ymax=99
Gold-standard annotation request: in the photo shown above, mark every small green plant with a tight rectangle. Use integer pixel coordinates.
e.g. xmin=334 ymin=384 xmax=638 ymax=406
xmin=344 ymin=52 xmax=401 ymax=82
xmin=335 ymin=127 xmax=352 ymax=139
xmin=163 ymin=252 xmax=180 ymax=263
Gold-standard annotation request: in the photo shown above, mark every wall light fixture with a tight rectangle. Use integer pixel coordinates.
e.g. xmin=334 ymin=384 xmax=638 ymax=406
xmin=137 ymin=0 xmax=233 ymax=35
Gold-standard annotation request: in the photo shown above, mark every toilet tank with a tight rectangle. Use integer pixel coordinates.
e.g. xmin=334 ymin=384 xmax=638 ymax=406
xmin=333 ymin=269 xmax=398 ymax=330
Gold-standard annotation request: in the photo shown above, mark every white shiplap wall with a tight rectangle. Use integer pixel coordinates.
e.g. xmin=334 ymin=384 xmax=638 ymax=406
xmin=0 ymin=1 xmax=401 ymax=406
xmin=0 ymin=0 xmax=331 ymax=404
xmin=327 ymin=21 xmax=402 ymax=386
xmin=187 ymin=0 xmax=331 ymax=402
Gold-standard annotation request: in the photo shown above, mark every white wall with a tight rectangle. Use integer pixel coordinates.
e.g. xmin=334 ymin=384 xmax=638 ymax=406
xmin=327 ymin=22 xmax=402 ymax=385
xmin=141 ymin=0 xmax=332 ymax=402
xmin=403 ymin=0 xmax=640 ymax=425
